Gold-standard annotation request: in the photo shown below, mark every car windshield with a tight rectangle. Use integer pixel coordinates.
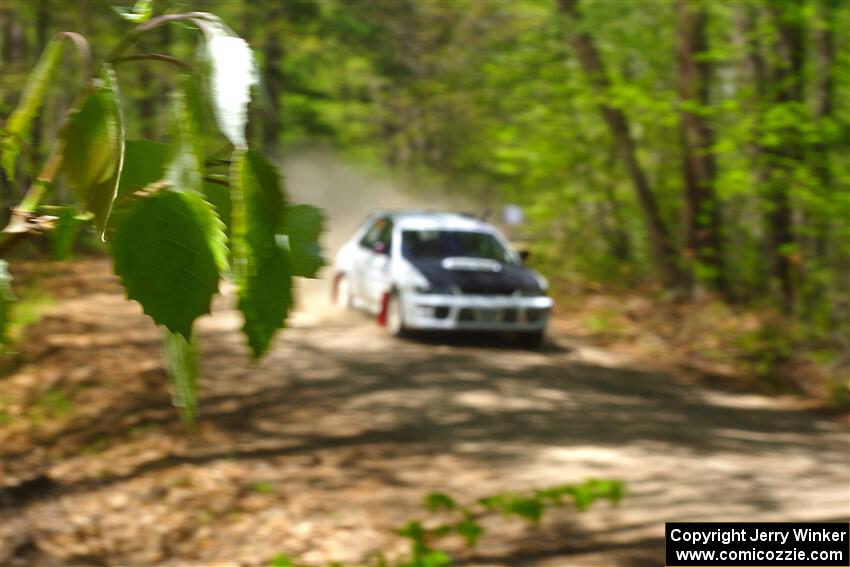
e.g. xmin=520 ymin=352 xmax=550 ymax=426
xmin=401 ymin=230 xmax=514 ymax=264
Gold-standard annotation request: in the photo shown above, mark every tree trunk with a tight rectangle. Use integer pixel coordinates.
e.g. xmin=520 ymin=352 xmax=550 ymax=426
xmin=31 ymin=0 xmax=49 ymax=163
xmin=733 ymin=3 xmax=771 ymax=298
xmin=262 ymin=5 xmax=284 ymax=153
xmin=765 ymin=2 xmax=806 ymax=311
xmin=557 ymin=0 xmax=684 ymax=289
xmin=676 ymin=0 xmax=725 ymax=293
xmin=138 ymin=65 xmax=155 ymax=139
xmin=1 ymin=8 xmax=28 ymax=213
xmin=811 ymin=0 xmax=834 ymax=265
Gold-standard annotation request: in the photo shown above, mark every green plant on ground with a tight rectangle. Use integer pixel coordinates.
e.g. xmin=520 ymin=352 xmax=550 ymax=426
xmin=0 ymin=261 xmax=56 ymax=362
xmin=270 ymin=479 xmax=625 ymax=567
xmin=737 ymin=321 xmax=795 ymax=388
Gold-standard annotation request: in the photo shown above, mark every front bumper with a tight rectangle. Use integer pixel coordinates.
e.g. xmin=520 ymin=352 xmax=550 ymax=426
xmin=399 ymin=292 xmax=553 ymax=331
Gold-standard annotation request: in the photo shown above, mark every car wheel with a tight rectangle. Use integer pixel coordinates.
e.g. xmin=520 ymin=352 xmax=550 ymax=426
xmin=517 ymin=330 xmax=545 ymax=349
xmin=334 ymin=273 xmax=352 ymax=309
xmin=385 ymin=293 xmax=407 ymax=337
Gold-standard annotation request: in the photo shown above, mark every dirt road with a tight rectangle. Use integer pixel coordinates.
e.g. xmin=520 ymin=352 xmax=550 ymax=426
xmin=1 ymin=257 xmax=847 ymax=567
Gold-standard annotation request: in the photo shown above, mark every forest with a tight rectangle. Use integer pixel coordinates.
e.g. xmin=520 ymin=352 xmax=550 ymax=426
xmin=1 ymin=0 xmax=849 ymax=565
xmin=4 ymin=0 xmax=849 ymax=336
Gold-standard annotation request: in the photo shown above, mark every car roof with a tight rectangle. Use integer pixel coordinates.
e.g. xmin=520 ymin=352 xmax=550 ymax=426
xmin=374 ymin=210 xmax=497 ymax=232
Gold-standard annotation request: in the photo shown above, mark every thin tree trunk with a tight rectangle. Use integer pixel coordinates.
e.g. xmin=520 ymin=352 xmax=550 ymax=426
xmin=765 ymin=2 xmax=806 ymax=311
xmin=676 ymin=0 xmax=725 ymax=293
xmin=31 ymin=0 xmax=49 ymax=164
xmin=1 ymin=8 xmax=28 ymax=213
xmin=138 ymin=65 xmax=155 ymax=139
xmin=734 ymin=3 xmax=771 ymax=298
xmin=558 ymin=0 xmax=684 ymax=289
xmin=262 ymin=5 xmax=283 ymax=153
xmin=811 ymin=0 xmax=834 ymax=264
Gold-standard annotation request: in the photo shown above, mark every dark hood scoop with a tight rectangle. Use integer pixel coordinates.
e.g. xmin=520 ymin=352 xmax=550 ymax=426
xmin=410 ymin=257 xmax=540 ymax=295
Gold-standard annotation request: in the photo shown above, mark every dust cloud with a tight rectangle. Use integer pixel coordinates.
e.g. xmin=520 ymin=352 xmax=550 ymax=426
xmin=278 ymin=148 xmax=469 ymax=324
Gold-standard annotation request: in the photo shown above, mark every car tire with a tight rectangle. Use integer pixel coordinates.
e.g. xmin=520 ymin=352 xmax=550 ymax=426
xmin=385 ymin=293 xmax=407 ymax=338
xmin=517 ymin=330 xmax=545 ymax=349
xmin=334 ymin=273 xmax=352 ymax=309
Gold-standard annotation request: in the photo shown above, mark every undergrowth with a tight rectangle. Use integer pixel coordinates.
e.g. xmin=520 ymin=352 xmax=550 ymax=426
xmin=270 ymin=479 xmax=625 ymax=567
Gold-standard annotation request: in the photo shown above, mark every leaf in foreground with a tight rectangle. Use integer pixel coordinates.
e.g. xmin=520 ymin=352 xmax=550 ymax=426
xmin=59 ymin=67 xmax=125 ymax=236
xmin=51 ymin=206 xmax=86 ymax=260
xmin=231 ymin=150 xmax=292 ymax=358
xmin=115 ymin=140 xmax=168 ymax=203
xmin=280 ymin=204 xmax=325 ymax=278
xmin=166 ymin=79 xmax=206 ymax=193
xmin=111 ymin=189 xmax=227 ymax=338
xmin=1 ymin=39 xmax=65 ymax=180
xmin=163 ymin=329 xmax=199 ymax=426
xmin=0 ymin=260 xmax=15 ymax=345
xmin=193 ymin=14 xmax=258 ymax=149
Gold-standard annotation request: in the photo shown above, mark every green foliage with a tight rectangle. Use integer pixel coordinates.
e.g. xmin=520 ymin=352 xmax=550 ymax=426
xmin=163 ymin=330 xmax=199 ymax=426
xmin=1 ymin=37 xmax=66 ymax=179
xmin=453 ymin=515 xmax=483 ymax=547
xmin=270 ymin=554 xmax=296 ymax=567
xmin=111 ymin=190 xmax=227 ymax=338
xmin=737 ymin=322 xmax=795 ymax=385
xmin=50 ymin=206 xmax=86 ymax=260
xmin=423 ymin=492 xmax=456 ymax=512
xmin=58 ymin=67 xmax=125 ymax=237
xmin=270 ymin=480 xmax=625 ymax=566
xmin=252 ymin=481 xmax=276 ymax=494
xmin=115 ymin=140 xmax=168 ymax=203
xmin=193 ymin=14 xmax=258 ymax=150
xmin=166 ymin=81 xmax=206 ymax=194
xmin=113 ymin=0 xmax=152 ymax=24
xmin=1 ymin=10 xmax=324 ymax=422
xmin=280 ymin=204 xmax=325 ymax=278
xmin=231 ymin=150 xmax=293 ymax=358
xmin=0 ymin=260 xmax=14 ymax=345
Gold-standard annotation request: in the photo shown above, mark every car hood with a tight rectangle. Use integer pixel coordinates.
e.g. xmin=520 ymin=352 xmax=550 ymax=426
xmin=408 ymin=257 xmax=542 ymax=295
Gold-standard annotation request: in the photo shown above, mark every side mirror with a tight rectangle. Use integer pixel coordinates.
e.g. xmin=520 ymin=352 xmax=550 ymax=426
xmin=519 ymin=249 xmax=530 ymax=262
xmin=373 ymin=241 xmax=388 ymax=255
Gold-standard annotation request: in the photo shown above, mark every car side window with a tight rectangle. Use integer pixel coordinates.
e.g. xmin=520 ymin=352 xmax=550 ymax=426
xmin=360 ymin=218 xmax=393 ymax=252
xmin=376 ymin=221 xmax=393 ymax=254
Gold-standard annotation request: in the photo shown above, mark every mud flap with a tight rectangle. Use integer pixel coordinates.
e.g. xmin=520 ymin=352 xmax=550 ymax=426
xmin=331 ymin=272 xmax=343 ymax=303
xmin=377 ymin=292 xmax=391 ymax=327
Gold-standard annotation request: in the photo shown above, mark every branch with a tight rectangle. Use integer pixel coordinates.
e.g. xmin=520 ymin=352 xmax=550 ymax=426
xmin=55 ymin=31 xmax=93 ymax=91
xmin=107 ymin=12 xmax=212 ymax=63
xmin=203 ymin=176 xmax=230 ymax=188
xmin=113 ymin=53 xmax=193 ymax=73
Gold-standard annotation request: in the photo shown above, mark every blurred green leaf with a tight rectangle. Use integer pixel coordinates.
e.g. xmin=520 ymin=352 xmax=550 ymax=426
xmin=50 ymin=206 xmax=85 ymax=260
xmin=59 ymin=66 xmax=124 ymax=237
xmin=202 ymin=181 xmax=232 ymax=234
xmin=1 ymin=40 xmax=65 ymax=180
xmin=167 ymin=78 xmax=206 ymax=193
xmin=111 ymin=189 xmax=227 ymax=338
xmin=415 ymin=549 xmax=451 ymax=567
xmin=423 ymin=492 xmax=456 ymax=512
xmin=231 ymin=150 xmax=292 ymax=357
xmin=269 ymin=553 xmax=295 ymax=567
xmin=113 ymin=0 xmax=153 ymax=23
xmin=115 ymin=140 xmax=168 ymax=203
xmin=280 ymin=204 xmax=325 ymax=278
xmin=454 ymin=515 xmax=483 ymax=547
xmin=397 ymin=520 xmax=426 ymax=544
xmin=163 ymin=329 xmax=198 ymax=426
xmin=0 ymin=260 xmax=15 ymax=345
xmin=193 ymin=15 xmax=258 ymax=149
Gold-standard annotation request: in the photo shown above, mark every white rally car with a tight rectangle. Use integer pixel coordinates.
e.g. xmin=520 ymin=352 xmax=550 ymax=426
xmin=333 ymin=211 xmax=553 ymax=347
